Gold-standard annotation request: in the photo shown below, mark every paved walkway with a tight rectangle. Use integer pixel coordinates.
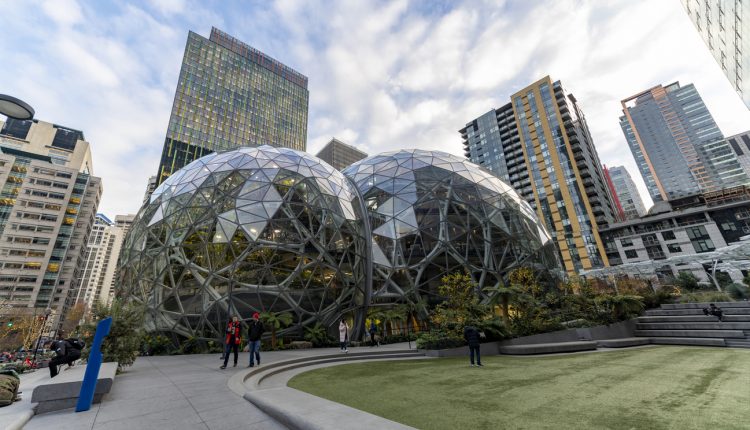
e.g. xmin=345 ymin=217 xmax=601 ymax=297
xmin=22 ymin=343 xmax=420 ymax=430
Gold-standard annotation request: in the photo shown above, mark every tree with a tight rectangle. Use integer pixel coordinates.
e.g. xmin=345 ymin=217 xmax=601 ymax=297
xmin=81 ymin=299 xmax=145 ymax=370
xmin=0 ymin=308 xmax=46 ymax=352
xmin=61 ymin=302 xmax=87 ymax=335
xmin=430 ymin=272 xmax=486 ymax=334
xmin=260 ymin=311 xmax=293 ymax=349
xmin=484 ymin=283 xmax=522 ymax=327
xmin=673 ymin=272 xmax=701 ymax=291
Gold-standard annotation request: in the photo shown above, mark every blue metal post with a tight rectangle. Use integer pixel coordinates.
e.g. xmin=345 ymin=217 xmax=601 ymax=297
xmin=75 ymin=316 xmax=112 ymax=412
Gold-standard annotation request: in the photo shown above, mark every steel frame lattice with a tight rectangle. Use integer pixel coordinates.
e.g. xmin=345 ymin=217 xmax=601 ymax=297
xmin=119 ymin=146 xmax=560 ymax=342
xmin=119 ymin=146 xmax=368 ymax=341
xmin=343 ymin=149 xmax=560 ymax=307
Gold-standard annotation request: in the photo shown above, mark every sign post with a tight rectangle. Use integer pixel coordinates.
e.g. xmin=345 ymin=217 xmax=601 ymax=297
xmin=75 ymin=317 xmax=112 ymax=412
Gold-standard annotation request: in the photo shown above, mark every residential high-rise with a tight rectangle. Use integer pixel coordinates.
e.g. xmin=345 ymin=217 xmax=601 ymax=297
xmin=620 ymin=82 xmax=727 ymax=201
xmin=315 ymin=138 xmax=368 ymax=170
xmin=697 ymin=137 xmax=750 ymax=188
xmin=142 ymin=175 xmax=157 ymax=205
xmin=77 ymin=214 xmax=126 ymax=308
xmin=156 ymin=27 xmax=309 ymax=185
xmin=724 ymin=130 xmax=750 ymax=174
xmin=462 ymin=76 xmax=615 ymax=274
xmin=0 ymin=119 xmax=102 ymax=328
xmin=681 ymin=1 xmax=750 ymax=109
xmin=604 ymin=165 xmax=647 ymax=221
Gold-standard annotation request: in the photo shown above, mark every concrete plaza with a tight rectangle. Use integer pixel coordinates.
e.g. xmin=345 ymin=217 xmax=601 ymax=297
xmin=21 ymin=343 xmax=419 ymax=430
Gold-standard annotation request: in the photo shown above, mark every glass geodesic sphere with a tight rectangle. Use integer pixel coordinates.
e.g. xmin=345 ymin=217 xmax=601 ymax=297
xmin=118 ymin=146 xmax=368 ymax=341
xmin=343 ymin=149 xmax=560 ymax=304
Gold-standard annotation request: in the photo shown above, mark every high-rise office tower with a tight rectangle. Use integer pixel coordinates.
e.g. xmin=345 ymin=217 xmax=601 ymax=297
xmin=620 ymin=82 xmax=726 ymax=201
xmin=604 ymin=165 xmax=647 ymax=221
xmin=462 ymin=76 xmax=615 ymax=274
xmin=0 ymin=119 xmax=102 ymax=328
xmin=681 ymin=0 xmax=750 ymax=109
xmin=156 ymin=27 xmax=309 ymax=185
xmin=315 ymin=138 xmax=368 ymax=170
xmin=77 ymin=214 xmax=126 ymax=308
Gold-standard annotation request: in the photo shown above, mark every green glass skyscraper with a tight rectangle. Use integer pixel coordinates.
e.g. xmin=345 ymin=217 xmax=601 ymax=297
xmin=156 ymin=27 xmax=309 ymax=185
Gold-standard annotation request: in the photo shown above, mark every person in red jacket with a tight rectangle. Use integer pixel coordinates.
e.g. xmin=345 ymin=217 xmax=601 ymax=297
xmin=220 ymin=315 xmax=242 ymax=369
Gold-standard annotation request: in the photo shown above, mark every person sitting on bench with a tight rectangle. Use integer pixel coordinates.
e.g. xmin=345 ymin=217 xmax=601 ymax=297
xmin=46 ymin=334 xmax=85 ymax=378
xmin=702 ymin=303 xmax=723 ymax=321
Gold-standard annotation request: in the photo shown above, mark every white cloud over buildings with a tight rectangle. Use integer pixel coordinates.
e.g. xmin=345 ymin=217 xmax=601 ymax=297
xmin=0 ymin=0 xmax=747 ymax=215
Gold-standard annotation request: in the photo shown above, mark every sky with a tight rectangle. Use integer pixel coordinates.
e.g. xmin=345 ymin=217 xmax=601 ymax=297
xmin=1 ymin=0 xmax=749 ymax=217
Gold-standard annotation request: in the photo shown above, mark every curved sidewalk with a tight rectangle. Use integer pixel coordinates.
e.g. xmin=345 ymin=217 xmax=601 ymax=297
xmin=230 ymin=343 xmax=428 ymax=430
xmin=20 ymin=343 xmax=425 ymax=430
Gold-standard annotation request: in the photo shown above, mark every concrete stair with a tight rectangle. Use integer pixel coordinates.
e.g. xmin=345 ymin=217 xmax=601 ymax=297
xmin=229 ymin=348 xmax=426 ymax=393
xmin=637 ymin=302 xmax=750 ymax=348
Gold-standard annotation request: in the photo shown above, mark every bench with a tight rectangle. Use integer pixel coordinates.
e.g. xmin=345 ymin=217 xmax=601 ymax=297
xmin=498 ymin=341 xmax=597 ymax=355
xmin=596 ymin=338 xmax=651 ymax=348
xmin=31 ymin=362 xmax=117 ymax=414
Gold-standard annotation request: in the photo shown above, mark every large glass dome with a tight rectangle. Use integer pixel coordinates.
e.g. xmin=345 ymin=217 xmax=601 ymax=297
xmin=118 ymin=146 xmax=368 ymax=341
xmin=343 ymin=149 xmax=560 ymax=305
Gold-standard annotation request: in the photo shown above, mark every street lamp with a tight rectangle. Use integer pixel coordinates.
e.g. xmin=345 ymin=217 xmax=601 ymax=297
xmin=31 ymin=308 xmax=52 ymax=367
xmin=0 ymin=94 xmax=35 ymax=120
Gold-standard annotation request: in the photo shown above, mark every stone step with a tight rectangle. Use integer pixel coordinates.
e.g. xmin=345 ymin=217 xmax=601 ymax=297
xmin=596 ymin=338 xmax=651 ymax=348
xmin=634 ymin=329 xmax=745 ymax=339
xmin=724 ymin=340 xmax=750 ymax=348
xmin=498 ymin=341 xmax=598 ymax=355
xmin=637 ymin=315 xmax=741 ymax=323
xmin=645 ymin=308 xmax=750 ymax=316
xmin=662 ymin=302 xmax=750 ymax=310
xmin=648 ymin=337 xmax=726 ymax=347
xmin=243 ymin=351 xmax=426 ymax=390
xmin=636 ymin=322 xmax=750 ymax=331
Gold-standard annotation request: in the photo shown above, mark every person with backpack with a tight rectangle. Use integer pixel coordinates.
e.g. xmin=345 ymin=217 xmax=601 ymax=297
xmin=47 ymin=333 xmax=85 ymax=378
xmin=369 ymin=320 xmax=379 ymax=347
xmin=247 ymin=312 xmax=264 ymax=367
xmin=220 ymin=315 xmax=242 ymax=369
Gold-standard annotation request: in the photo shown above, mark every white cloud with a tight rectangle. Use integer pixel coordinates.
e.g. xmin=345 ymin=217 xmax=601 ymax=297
xmin=1 ymin=0 xmax=748 ymax=219
xmin=41 ymin=0 xmax=84 ymax=26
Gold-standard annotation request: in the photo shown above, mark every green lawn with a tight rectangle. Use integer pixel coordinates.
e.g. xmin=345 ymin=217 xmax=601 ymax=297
xmin=288 ymin=346 xmax=750 ymax=430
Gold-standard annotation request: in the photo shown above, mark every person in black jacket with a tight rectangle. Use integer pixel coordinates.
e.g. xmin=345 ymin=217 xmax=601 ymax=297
xmin=46 ymin=333 xmax=84 ymax=378
xmin=247 ymin=312 xmax=264 ymax=367
xmin=463 ymin=325 xmax=484 ymax=367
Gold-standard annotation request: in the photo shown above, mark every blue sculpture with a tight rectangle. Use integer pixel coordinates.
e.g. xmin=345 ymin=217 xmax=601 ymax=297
xmin=75 ymin=316 xmax=112 ymax=412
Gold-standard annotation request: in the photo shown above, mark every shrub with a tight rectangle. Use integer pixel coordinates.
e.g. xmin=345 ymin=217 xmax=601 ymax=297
xmin=679 ymin=291 xmax=733 ymax=303
xmin=416 ymin=330 xmax=464 ymax=350
xmin=304 ymin=323 xmax=332 ymax=347
xmin=725 ymin=283 xmax=749 ymax=300
xmin=142 ymin=334 xmax=173 ymax=356
xmin=641 ymin=287 xmax=678 ymax=309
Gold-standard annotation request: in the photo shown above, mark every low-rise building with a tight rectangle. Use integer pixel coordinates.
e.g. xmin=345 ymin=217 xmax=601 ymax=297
xmin=599 ymin=186 xmax=750 ymax=282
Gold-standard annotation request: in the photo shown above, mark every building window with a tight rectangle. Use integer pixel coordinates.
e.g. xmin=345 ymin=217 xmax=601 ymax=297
xmin=620 ymin=238 xmax=633 ymax=247
xmin=661 ymin=230 xmax=676 ymax=241
xmin=667 ymin=244 xmax=682 ymax=253
xmin=624 ymin=250 xmax=638 ymax=259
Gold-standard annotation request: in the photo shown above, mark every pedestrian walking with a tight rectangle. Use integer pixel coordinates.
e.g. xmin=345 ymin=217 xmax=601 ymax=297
xmin=339 ymin=319 xmax=349 ymax=353
xmin=247 ymin=312 xmax=264 ymax=367
xmin=369 ymin=320 xmax=379 ymax=347
xmin=463 ymin=325 xmax=484 ymax=367
xmin=220 ymin=315 xmax=242 ymax=369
